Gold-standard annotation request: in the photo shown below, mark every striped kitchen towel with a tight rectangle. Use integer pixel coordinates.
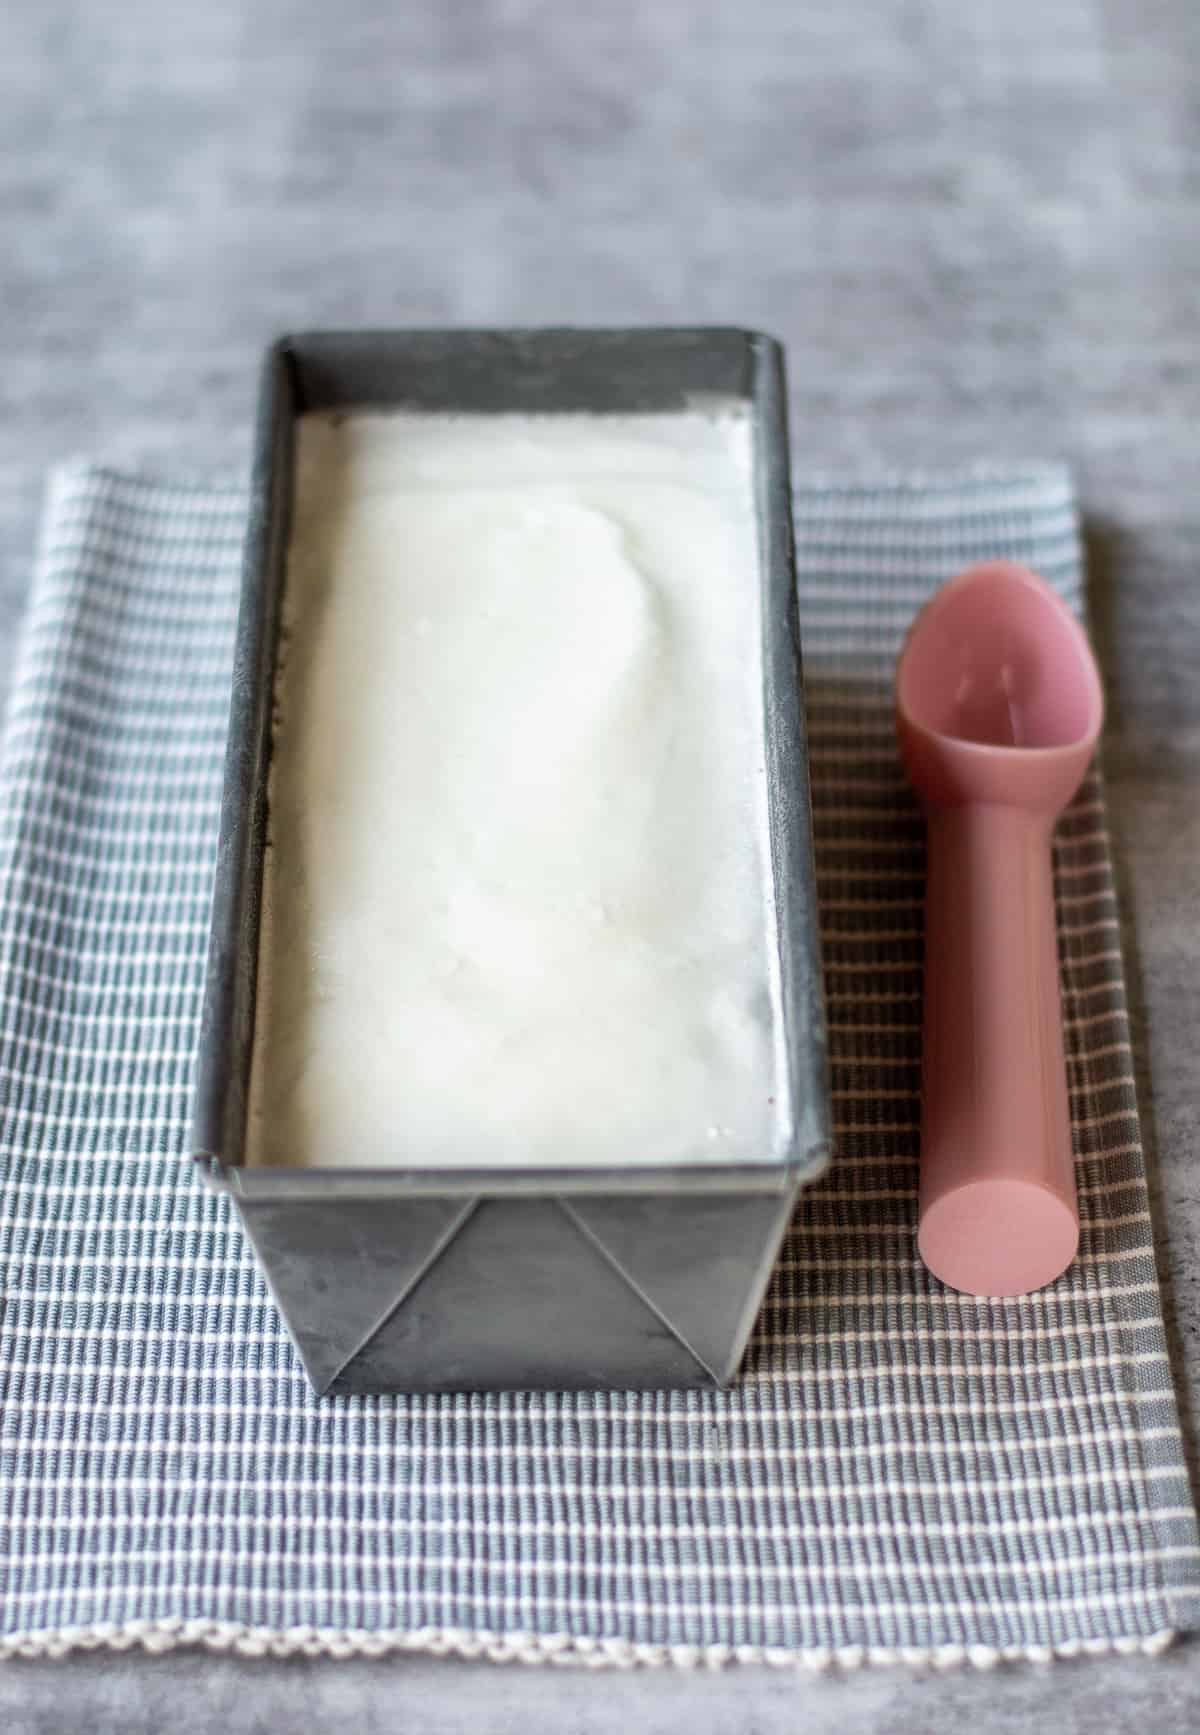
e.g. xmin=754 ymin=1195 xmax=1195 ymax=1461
xmin=0 ymin=462 xmax=1197 ymax=1668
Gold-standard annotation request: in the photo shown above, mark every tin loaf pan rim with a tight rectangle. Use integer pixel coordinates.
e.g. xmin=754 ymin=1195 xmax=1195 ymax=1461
xmin=189 ymin=327 xmax=831 ymax=1204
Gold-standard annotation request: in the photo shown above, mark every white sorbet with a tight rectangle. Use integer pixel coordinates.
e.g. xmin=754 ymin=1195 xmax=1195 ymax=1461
xmin=246 ymin=409 xmax=786 ymax=1168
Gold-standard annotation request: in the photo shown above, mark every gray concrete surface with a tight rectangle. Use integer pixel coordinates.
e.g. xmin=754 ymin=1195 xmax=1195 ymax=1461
xmin=1 ymin=0 xmax=1198 ymax=1729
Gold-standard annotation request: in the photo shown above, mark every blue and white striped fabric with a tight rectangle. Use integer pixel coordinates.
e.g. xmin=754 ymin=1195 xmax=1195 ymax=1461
xmin=1 ymin=463 xmax=1196 ymax=1668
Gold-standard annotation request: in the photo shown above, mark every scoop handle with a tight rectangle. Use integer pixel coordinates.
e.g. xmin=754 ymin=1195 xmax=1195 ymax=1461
xmin=917 ymin=802 xmax=1079 ymax=1296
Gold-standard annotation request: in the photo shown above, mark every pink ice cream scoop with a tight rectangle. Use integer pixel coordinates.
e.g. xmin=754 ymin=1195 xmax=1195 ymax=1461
xmin=896 ymin=560 xmax=1105 ymax=1297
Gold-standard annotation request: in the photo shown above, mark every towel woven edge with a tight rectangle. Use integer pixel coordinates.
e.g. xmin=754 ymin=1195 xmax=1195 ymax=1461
xmin=0 ymin=1615 xmax=1180 ymax=1671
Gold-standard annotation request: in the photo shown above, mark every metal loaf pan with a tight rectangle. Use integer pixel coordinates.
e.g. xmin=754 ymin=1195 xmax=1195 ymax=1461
xmin=190 ymin=328 xmax=830 ymax=1396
